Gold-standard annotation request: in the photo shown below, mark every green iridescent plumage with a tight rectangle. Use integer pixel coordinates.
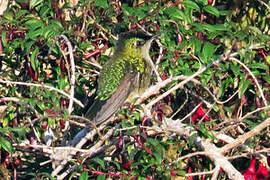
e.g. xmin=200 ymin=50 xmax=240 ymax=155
xmin=85 ymin=30 xmax=157 ymax=125
xmin=97 ymin=38 xmax=145 ymax=100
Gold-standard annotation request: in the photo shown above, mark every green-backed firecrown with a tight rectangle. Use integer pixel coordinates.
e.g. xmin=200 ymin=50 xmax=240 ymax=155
xmin=84 ymin=30 xmax=158 ymax=125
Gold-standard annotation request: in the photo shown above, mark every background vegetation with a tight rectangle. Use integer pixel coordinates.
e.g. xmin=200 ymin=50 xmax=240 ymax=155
xmin=0 ymin=0 xmax=270 ymax=179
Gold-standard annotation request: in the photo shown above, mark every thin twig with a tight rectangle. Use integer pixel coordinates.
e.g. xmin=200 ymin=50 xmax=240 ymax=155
xmin=155 ymin=38 xmax=163 ymax=67
xmin=146 ymin=59 xmax=223 ymax=109
xmin=239 ymin=105 xmax=270 ymax=121
xmin=170 ymin=151 xmax=208 ymax=165
xmin=137 ymin=75 xmax=201 ymax=104
xmin=0 ymin=97 xmax=39 ymax=117
xmin=179 ymin=103 xmax=202 ymax=122
xmin=229 ymin=57 xmax=268 ymax=107
xmin=164 ymin=118 xmax=244 ymax=179
xmin=186 ymin=168 xmax=218 ymax=178
xmin=59 ymin=35 xmax=76 ymax=115
xmin=220 ymin=117 xmax=270 ymax=154
xmin=0 ymin=80 xmax=84 ymax=107
xmin=58 ymin=128 xmax=115 ymax=179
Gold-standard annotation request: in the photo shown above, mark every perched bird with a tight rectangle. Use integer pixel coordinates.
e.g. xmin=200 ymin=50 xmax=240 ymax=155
xmin=84 ymin=30 xmax=158 ymax=125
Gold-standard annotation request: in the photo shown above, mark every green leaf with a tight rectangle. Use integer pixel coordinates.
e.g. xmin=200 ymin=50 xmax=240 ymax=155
xmin=26 ymin=28 xmax=43 ymax=40
xmin=243 ymin=119 xmax=259 ymax=129
xmin=92 ymin=157 xmax=105 ymax=169
xmin=30 ymin=0 xmax=44 ymax=9
xmin=49 ymin=20 xmax=63 ymax=30
xmin=37 ymin=101 xmax=45 ymax=111
xmin=25 ymin=19 xmax=45 ymax=29
xmin=182 ymin=0 xmax=200 ymax=10
xmin=1 ymin=31 xmax=7 ymax=47
xmin=213 ymin=104 xmax=220 ymax=112
xmin=110 ymin=161 xmax=121 ymax=170
xmin=42 ymin=27 xmax=55 ymax=39
xmin=3 ymin=11 xmax=13 ymax=21
xmin=30 ymin=47 xmax=39 ymax=71
xmin=203 ymin=6 xmax=220 ymax=17
xmin=79 ymin=171 xmax=88 ymax=180
xmin=48 ymin=117 xmax=55 ymax=127
xmin=58 ymin=76 xmax=68 ymax=90
xmin=213 ymin=24 xmax=231 ymax=31
xmin=223 ymin=106 xmax=232 ymax=117
xmin=0 ymin=127 xmax=9 ymax=135
xmin=9 ymin=127 xmax=27 ymax=137
xmin=200 ymin=42 xmax=217 ymax=63
xmin=239 ymin=79 xmax=252 ymax=98
xmin=164 ymin=7 xmax=184 ymax=20
xmin=24 ymin=40 xmax=35 ymax=54
xmin=146 ymin=138 xmax=160 ymax=147
xmin=266 ymin=56 xmax=270 ymax=64
xmin=203 ymin=42 xmax=216 ymax=58
xmin=0 ymin=137 xmax=13 ymax=153
xmin=95 ymin=0 xmax=109 ymax=8
xmin=153 ymin=151 xmax=162 ymax=164
xmin=97 ymin=175 xmax=106 ymax=180
xmin=263 ymin=75 xmax=270 ymax=84
xmin=249 ymin=63 xmax=269 ymax=71
xmin=230 ymin=64 xmax=241 ymax=76
xmin=176 ymin=169 xmax=186 ymax=176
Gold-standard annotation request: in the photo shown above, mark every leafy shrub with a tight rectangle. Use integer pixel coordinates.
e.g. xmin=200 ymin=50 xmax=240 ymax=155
xmin=0 ymin=0 xmax=270 ymax=179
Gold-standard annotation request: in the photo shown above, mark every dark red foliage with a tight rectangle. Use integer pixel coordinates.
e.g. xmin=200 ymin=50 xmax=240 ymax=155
xmin=117 ymin=134 xmax=123 ymax=150
xmin=170 ymin=170 xmax=176 ymax=176
xmin=27 ymin=62 xmax=38 ymax=81
xmin=14 ymin=157 xmax=22 ymax=168
xmin=60 ymin=59 xmax=67 ymax=74
xmin=133 ymin=135 xmax=152 ymax=155
xmin=121 ymin=161 xmax=131 ymax=170
xmin=12 ymin=119 xmax=18 ymax=127
xmin=60 ymin=98 xmax=69 ymax=109
xmin=208 ymin=0 xmax=214 ymax=5
xmin=60 ymin=119 xmax=66 ymax=129
xmin=46 ymin=109 xmax=61 ymax=117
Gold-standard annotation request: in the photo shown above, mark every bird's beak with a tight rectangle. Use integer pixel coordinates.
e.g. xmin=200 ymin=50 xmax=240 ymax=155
xmin=143 ymin=33 xmax=160 ymax=50
xmin=151 ymin=32 xmax=161 ymax=39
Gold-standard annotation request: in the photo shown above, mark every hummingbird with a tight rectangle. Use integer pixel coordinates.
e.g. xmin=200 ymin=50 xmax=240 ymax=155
xmin=84 ymin=30 xmax=158 ymax=125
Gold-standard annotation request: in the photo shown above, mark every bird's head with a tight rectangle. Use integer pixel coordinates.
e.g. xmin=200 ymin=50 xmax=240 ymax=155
xmin=115 ymin=30 xmax=159 ymax=62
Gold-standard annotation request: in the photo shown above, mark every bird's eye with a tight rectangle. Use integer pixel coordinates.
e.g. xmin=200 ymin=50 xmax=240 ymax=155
xmin=134 ymin=40 xmax=145 ymax=47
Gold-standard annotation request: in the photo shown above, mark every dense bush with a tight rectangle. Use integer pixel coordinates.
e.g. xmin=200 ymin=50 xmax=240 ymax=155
xmin=0 ymin=0 xmax=270 ymax=179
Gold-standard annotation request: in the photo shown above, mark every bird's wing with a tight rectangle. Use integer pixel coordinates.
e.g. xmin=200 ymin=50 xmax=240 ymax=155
xmin=84 ymin=72 xmax=138 ymax=125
